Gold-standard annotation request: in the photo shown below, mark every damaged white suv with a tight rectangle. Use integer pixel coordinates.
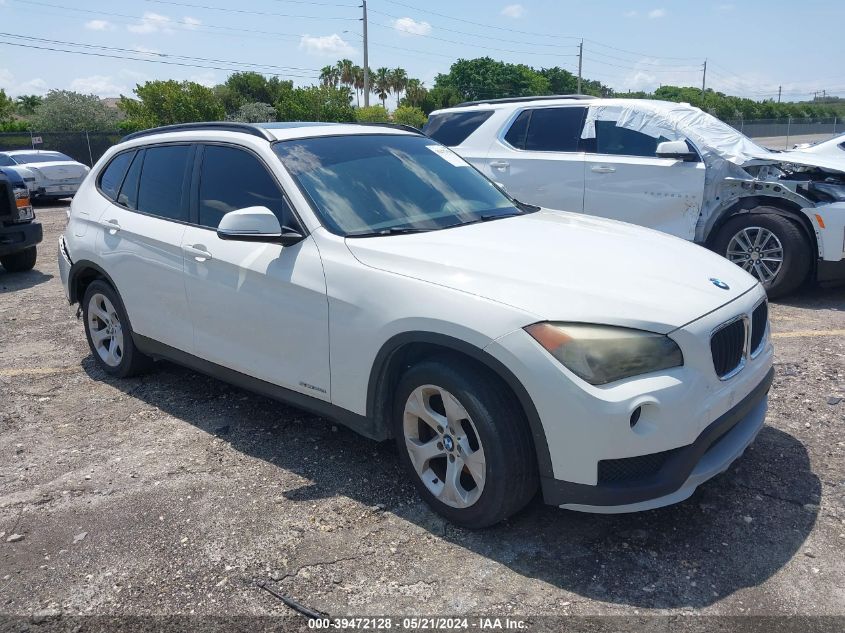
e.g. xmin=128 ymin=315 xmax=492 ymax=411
xmin=426 ymin=96 xmax=845 ymax=297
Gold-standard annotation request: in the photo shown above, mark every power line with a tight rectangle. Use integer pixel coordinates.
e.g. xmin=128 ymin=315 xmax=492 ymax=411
xmin=144 ymin=0 xmax=356 ymax=20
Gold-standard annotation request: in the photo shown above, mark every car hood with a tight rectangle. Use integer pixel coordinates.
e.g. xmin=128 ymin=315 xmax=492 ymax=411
xmin=345 ymin=210 xmax=759 ymax=334
xmin=744 ymin=149 xmax=845 ymax=173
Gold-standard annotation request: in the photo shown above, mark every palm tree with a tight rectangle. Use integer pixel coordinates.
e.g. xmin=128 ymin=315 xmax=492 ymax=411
xmin=375 ymin=67 xmax=391 ymax=108
xmin=352 ymin=65 xmax=364 ymax=106
xmin=15 ymin=94 xmax=42 ymax=115
xmin=389 ymin=68 xmax=408 ymax=108
xmin=337 ymin=59 xmax=355 ymax=91
xmin=319 ymin=65 xmax=339 ymax=88
xmin=405 ymin=79 xmax=427 ymax=108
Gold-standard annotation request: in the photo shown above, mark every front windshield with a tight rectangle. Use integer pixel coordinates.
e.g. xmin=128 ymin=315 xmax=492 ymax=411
xmin=273 ymin=134 xmax=524 ymax=236
xmin=12 ymin=152 xmax=73 ymax=164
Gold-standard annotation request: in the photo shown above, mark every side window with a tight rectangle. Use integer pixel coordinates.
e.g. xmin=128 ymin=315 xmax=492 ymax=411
xmin=0 ymin=154 xmax=14 ymax=167
xmin=503 ymin=110 xmax=530 ymax=149
xmin=98 ymin=151 xmax=135 ymax=201
xmin=423 ymin=111 xmax=494 ymax=147
xmin=523 ymin=107 xmax=588 ymax=152
xmin=136 ymin=145 xmax=191 ymax=222
xmin=595 ymin=121 xmax=668 ymax=158
xmin=198 ymin=145 xmax=292 ymax=229
xmin=117 ymin=150 xmax=143 ymax=210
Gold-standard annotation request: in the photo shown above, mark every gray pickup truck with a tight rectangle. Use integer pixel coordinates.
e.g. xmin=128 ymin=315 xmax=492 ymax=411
xmin=0 ymin=169 xmax=42 ymax=272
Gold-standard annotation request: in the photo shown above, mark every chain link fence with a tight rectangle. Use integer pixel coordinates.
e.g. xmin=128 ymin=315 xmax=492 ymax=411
xmin=0 ymin=131 xmax=124 ymax=167
xmin=726 ymin=117 xmax=841 ymax=148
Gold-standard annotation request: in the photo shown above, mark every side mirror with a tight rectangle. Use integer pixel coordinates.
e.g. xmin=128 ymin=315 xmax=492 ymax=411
xmin=217 ymin=206 xmax=305 ymax=246
xmin=656 ymin=140 xmax=698 ymax=162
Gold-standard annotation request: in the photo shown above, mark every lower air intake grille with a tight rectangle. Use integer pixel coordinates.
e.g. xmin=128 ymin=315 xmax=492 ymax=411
xmin=711 ymin=319 xmax=745 ymax=378
xmin=598 ymin=447 xmax=682 ymax=484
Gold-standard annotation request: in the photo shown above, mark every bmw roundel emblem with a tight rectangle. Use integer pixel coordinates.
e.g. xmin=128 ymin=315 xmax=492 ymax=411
xmin=710 ymin=278 xmax=730 ymax=290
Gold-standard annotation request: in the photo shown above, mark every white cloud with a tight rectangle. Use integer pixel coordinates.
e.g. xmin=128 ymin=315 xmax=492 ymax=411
xmin=183 ymin=16 xmax=201 ymax=30
xmin=648 ymin=8 xmax=666 ymax=19
xmin=391 ymin=17 xmax=432 ymax=37
xmin=128 ymin=12 xmax=172 ymax=34
xmin=624 ymin=10 xmax=638 ymax=18
xmin=298 ymin=33 xmax=355 ymax=57
xmin=189 ymin=71 xmax=217 ymax=87
xmin=501 ymin=4 xmax=525 ymax=18
xmin=84 ymin=19 xmax=112 ymax=31
xmin=0 ymin=69 xmax=48 ymax=97
xmin=132 ymin=45 xmax=161 ymax=57
xmin=69 ymin=75 xmax=128 ymax=97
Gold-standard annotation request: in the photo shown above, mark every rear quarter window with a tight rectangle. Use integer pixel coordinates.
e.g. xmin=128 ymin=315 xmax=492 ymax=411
xmin=98 ymin=151 xmax=135 ymax=201
xmin=423 ymin=110 xmax=494 ymax=147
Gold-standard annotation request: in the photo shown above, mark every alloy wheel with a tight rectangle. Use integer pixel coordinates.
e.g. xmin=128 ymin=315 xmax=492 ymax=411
xmin=403 ymin=384 xmax=486 ymax=508
xmin=726 ymin=226 xmax=784 ymax=283
xmin=87 ymin=293 xmax=124 ymax=368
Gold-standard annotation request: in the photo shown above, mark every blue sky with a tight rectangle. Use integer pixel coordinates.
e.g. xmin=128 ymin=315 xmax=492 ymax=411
xmin=1 ymin=0 xmax=843 ymax=102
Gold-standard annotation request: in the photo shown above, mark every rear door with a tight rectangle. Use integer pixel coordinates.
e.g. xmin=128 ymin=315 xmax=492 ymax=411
xmin=482 ymin=106 xmax=588 ymax=211
xmin=96 ymin=144 xmax=194 ymax=351
xmin=583 ymin=114 xmax=705 ymax=240
xmin=180 ymin=143 xmax=330 ymax=398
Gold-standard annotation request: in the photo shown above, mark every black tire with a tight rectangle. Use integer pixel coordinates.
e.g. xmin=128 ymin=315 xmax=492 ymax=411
xmin=712 ymin=210 xmax=811 ymax=299
xmin=393 ymin=356 xmax=538 ymax=529
xmin=82 ymin=279 xmax=153 ymax=378
xmin=0 ymin=246 xmax=37 ymax=272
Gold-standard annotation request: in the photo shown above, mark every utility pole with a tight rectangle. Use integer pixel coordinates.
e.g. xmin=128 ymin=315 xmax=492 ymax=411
xmin=576 ymin=39 xmax=583 ymax=95
xmin=777 ymin=85 xmax=782 ymax=103
xmin=701 ymin=59 xmax=707 ymax=96
xmin=362 ymin=1 xmax=370 ymax=107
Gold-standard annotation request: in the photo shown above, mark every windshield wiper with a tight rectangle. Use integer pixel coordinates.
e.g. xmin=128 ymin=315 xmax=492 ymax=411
xmin=347 ymin=227 xmax=434 ymax=238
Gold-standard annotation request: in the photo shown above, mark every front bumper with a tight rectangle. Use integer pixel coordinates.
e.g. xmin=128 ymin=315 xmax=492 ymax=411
xmin=544 ymin=366 xmax=773 ymax=512
xmin=0 ymin=221 xmax=42 ymax=256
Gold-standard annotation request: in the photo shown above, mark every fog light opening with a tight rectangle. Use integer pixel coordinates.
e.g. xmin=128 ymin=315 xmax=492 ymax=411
xmin=629 ymin=406 xmax=642 ymax=428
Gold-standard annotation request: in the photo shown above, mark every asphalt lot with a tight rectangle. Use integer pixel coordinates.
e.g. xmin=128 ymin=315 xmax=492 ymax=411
xmin=1 ymin=205 xmax=844 ymax=630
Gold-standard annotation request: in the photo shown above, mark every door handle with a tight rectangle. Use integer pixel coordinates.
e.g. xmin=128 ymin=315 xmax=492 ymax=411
xmin=490 ymin=161 xmax=510 ymax=169
xmin=591 ymin=165 xmax=616 ymax=174
xmin=183 ymin=244 xmax=213 ymax=262
xmin=103 ymin=219 xmax=120 ymax=234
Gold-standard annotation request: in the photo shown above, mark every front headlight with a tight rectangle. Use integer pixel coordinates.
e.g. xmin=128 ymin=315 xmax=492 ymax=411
xmin=525 ymin=322 xmax=683 ymax=385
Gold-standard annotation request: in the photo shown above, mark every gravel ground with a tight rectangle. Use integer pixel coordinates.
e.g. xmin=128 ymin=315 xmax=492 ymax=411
xmin=1 ymin=206 xmax=844 ymax=631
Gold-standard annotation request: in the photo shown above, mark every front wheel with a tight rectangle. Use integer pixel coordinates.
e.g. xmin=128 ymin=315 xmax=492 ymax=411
xmin=0 ymin=246 xmax=37 ymax=272
xmin=713 ymin=211 xmax=811 ymax=298
xmin=393 ymin=357 xmax=538 ymax=528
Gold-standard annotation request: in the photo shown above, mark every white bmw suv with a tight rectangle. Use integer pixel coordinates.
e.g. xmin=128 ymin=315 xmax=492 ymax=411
xmin=59 ymin=122 xmax=774 ymax=528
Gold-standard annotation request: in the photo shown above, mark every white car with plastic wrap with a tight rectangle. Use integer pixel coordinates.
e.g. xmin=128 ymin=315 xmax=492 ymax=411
xmin=0 ymin=150 xmax=90 ymax=200
xmin=426 ymin=96 xmax=845 ymax=297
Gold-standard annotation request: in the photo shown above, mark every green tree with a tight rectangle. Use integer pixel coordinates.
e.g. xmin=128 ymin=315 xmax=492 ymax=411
xmin=389 ymin=67 xmax=408 ymax=108
xmin=229 ymin=102 xmax=276 ymax=123
xmin=275 ymin=85 xmax=354 ymax=122
xmin=352 ymin=65 xmax=365 ymax=106
xmin=354 ymin=105 xmax=390 ymax=123
xmin=538 ymin=67 xmax=578 ymax=95
xmin=15 ymin=94 xmax=43 ymax=116
xmin=0 ymin=89 xmax=15 ymax=125
xmin=320 ymin=65 xmax=340 ymax=88
xmin=434 ymin=57 xmax=551 ymax=102
xmin=29 ymin=90 xmax=120 ymax=131
xmin=402 ymin=78 xmax=428 ymax=108
xmin=119 ymin=80 xmax=225 ymax=131
xmin=216 ymin=72 xmax=291 ymax=115
xmin=374 ymin=67 xmax=391 ymax=108
xmin=392 ymin=105 xmax=427 ymax=129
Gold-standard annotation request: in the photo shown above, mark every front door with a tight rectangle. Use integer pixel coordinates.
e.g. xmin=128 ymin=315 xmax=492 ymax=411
xmin=181 ymin=144 xmax=331 ymax=399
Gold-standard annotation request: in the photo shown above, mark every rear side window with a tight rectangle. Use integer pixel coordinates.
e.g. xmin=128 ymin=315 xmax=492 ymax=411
xmin=503 ymin=110 xmax=530 ymax=148
xmin=117 ymin=151 xmax=143 ymax=210
xmin=423 ymin=111 xmax=494 ymax=147
xmin=197 ymin=145 xmax=292 ymax=229
xmin=136 ymin=145 xmax=191 ymax=222
xmin=0 ymin=154 xmax=14 ymax=167
xmin=521 ymin=107 xmax=588 ymax=152
xmin=99 ymin=151 xmax=135 ymax=201
xmin=595 ymin=121 xmax=669 ymax=157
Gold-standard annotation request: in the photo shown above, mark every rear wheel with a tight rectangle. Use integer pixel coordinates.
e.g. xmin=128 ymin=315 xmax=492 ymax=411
xmin=0 ymin=246 xmax=37 ymax=272
xmin=394 ymin=357 xmax=538 ymax=528
xmin=82 ymin=280 xmax=153 ymax=377
xmin=713 ymin=211 xmax=811 ymax=298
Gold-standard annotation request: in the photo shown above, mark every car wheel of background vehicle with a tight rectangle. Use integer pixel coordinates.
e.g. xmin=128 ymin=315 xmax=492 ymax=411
xmin=82 ymin=280 xmax=153 ymax=378
xmin=393 ymin=357 xmax=538 ymax=529
xmin=0 ymin=246 xmax=37 ymax=272
xmin=713 ymin=210 xmax=811 ymax=299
